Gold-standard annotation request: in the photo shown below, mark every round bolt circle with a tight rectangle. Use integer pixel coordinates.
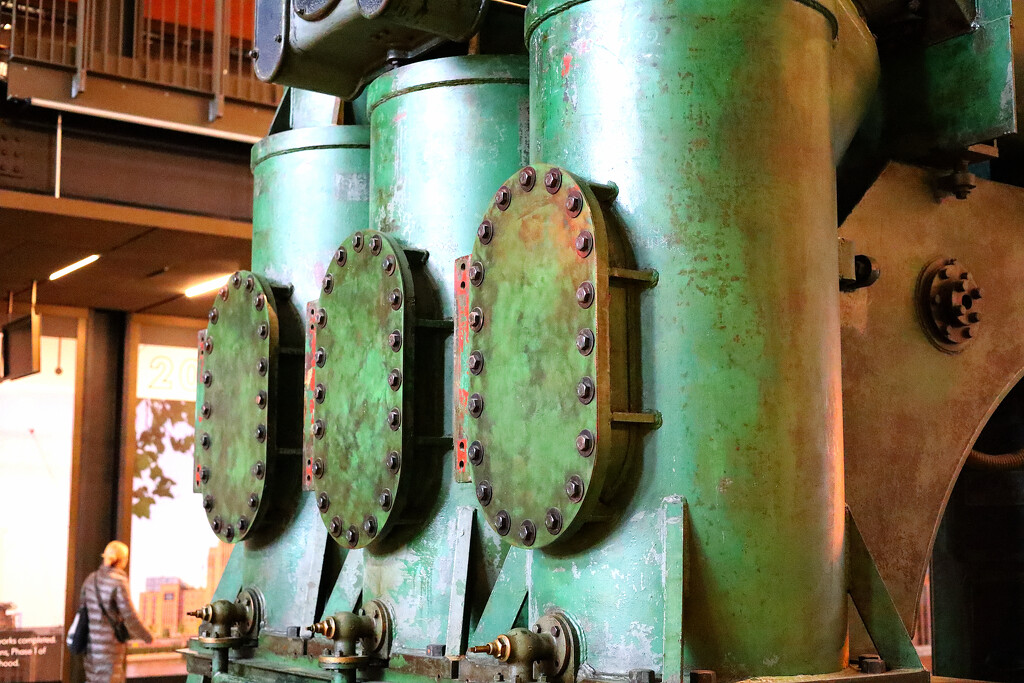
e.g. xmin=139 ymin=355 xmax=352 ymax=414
xmin=576 ymin=329 xmax=595 ymax=355
xmin=495 ymin=185 xmax=512 ymax=211
xmin=566 ymin=190 xmax=584 ymax=217
xmin=476 ymin=480 xmax=493 ymax=506
xmin=544 ymin=168 xmax=562 ymax=194
xmin=566 ymin=475 xmax=585 ymax=502
xmin=576 ymin=429 xmax=595 ymax=457
xmin=468 ymin=351 xmax=484 ymax=375
xmin=494 ymin=510 xmax=511 ymax=536
xmin=468 ymin=393 xmax=484 ymax=418
xmin=545 ymin=508 xmax=563 ymax=534
xmin=519 ymin=519 xmax=537 ymax=546
xmin=478 ymin=220 xmax=494 ymax=245
xmin=576 ymin=281 xmax=595 ymax=308
xmin=577 ymin=377 xmax=596 ymax=405
xmin=575 ymin=231 xmax=594 ymax=256
xmin=519 ymin=166 xmax=536 ymax=191
xmin=468 ymin=440 xmax=484 ymax=466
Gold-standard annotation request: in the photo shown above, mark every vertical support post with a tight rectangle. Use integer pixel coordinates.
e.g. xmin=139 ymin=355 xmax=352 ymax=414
xmin=209 ymin=0 xmax=225 ymax=121
xmin=72 ymin=0 xmax=88 ymax=95
xmin=445 ymin=506 xmax=475 ymax=655
xmin=662 ymin=497 xmax=686 ymax=683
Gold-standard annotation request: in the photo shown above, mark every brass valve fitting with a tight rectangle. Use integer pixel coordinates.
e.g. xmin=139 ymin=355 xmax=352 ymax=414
xmin=470 ymin=627 xmax=555 ymax=665
xmin=187 ymin=600 xmax=248 ymax=638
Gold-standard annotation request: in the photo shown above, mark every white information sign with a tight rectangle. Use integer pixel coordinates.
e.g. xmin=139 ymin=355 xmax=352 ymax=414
xmin=136 ymin=344 xmax=198 ymax=402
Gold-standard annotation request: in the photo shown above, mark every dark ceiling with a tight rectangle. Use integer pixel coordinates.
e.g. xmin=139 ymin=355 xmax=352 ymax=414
xmin=0 ymin=207 xmax=251 ymax=319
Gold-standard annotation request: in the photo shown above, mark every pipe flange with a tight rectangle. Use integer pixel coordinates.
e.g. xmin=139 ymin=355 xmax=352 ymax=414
xmin=917 ymin=257 xmax=983 ymax=352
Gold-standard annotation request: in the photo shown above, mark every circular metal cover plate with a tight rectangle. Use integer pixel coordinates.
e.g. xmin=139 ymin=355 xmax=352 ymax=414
xmin=195 ymin=271 xmax=279 ymax=544
xmin=465 ymin=164 xmax=613 ymax=549
xmin=310 ymin=231 xmax=414 ymax=548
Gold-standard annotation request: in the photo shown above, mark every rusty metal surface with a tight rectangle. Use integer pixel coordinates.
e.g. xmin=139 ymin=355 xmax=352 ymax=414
xmin=841 ymin=162 xmax=1024 ymax=633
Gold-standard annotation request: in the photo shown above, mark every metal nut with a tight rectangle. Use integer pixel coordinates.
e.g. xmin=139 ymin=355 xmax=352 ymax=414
xmin=476 ymin=480 xmax=493 ymax=505
xmin=494 ymin=510 xmax=511 ymax=536
xmin=389 ymin=289 xmax=403 ymax=310
xmin=258 ymin=357 xmax=269 ymax=375
xmin=312 ymin=419 xmax=326 ymax=439
xmin=478 ymin=220 xmax=494 ymax=245
xmin=208 ymin=308 xmax=219 ymax=324
xmin=544 ymin=168 xmax=562 ymax=194
xmin=245 ymin=276 xmax=255 ymax=292
xmin=518 ymin=519 xmax=537 ymax=546
xmin=203 ymin=495 xmax=214 ymax=512
xmin=387 ymin=369 xmax=402 ymax=390
xmin=329 ymin=517 xmax=342 ymax=537
xmin=322 ymin=274 xmax=334 ymax=293
xmin=577 ymin=377 xmax=596 ymax=405
xmin=379 ymin=489 xmax=393 ymax=511
xmin=387 ymin=409 xmax=401 ymax=430
xmin=200 ymin=432 xmax=212 ymax=450
xmin=576 ymin=282 xmax=595 ymax=308
xmin=575 ymin=230 xmax=593 ymax=256
xmin=254 ymin=424 xmax=267 ymax=442
xmin=315 ymin=308 xmax=328 ymax=328
xmin=231 ymin=273 xmax=242 ymax=289
xmin=468 ymin=351 xmax=484 ymax=375
xmin=202 ymin=370 xmax=213 ymax=387
xmin=576 ymin=429 xmax=595 ymax=457
xmin=257 ymin=323 xmax=269 ymax=339
xmin=203 ymin=336 xmax=214 ymax=354
xmin=363 ymin=517 xmax=378 ymax=538
xmin=369 ymin=234 xmax=383 ymax=255
xmin=254 ymin=293 xmax=265 ymax=311
xmin=495 ymin=185 xmax=512 ymax=211
xmin=519 ymin=166 xmax=536 ymax=191
xmin=386 ymin=451 xmax=401 ymax=474
xmin=566 ymin=189 xmax=584 ymax=217
xmin=388 ymin=331 xmax=403 ymax=351
xmin=255 ymin=390 xmax=268 ymax=409
xmin=335 ymin=247 xmax=347 ymax=266
xmin=468 ymin=393 xmax=484 ymax=418
xmin=200 ymin=402 xmax=212 ymax=419
xmin=345 ymin=526 xmax=359 ymax=547
xmin=315 ymin=347 xmax=327 ymax=367
xmin=469 ymin=262 xmax=485 ymax=287
xmin=468 ymin=440 xmax=484 ymax=466
xmin=312 ymin=458 xmax=325 ymax=478
xmin=314 ymin=383 xmax=326 ymax=403
xmin=317 ymin=492 xmax=330 ymax=512
xmin=352 ymin=232 xmax=364 ymax=252
xmin=545 ymin=508 xmax=562 ymax=534
xmin=383 ymin=255 xmax=396 ymax=275
xmin=252 ymin=461 xmax=265 ymax=479
xmin=576 ymin=329 xmax=595 ymax=355
xmin=469 ymin=307 xmax=485 ymax=332
xmin=565 ymin=475 xmax=585 ymax=502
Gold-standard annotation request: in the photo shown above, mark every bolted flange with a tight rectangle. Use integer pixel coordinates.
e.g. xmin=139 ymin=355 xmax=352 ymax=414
xmin=917 ymin=257 xmax=983 ymax=352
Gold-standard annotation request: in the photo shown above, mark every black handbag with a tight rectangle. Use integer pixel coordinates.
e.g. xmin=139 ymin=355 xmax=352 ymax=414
xmin=94 ymin=575 xmax=130 ymax=643
xmin=66 ymin=603 xmax=89 ymax=654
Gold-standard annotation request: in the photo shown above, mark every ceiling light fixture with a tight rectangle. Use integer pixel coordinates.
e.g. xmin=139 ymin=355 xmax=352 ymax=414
xmin=185 ymin=275 xmax=231 ymax=298
xmin=49 ymin=254 xmax=100 ymax=281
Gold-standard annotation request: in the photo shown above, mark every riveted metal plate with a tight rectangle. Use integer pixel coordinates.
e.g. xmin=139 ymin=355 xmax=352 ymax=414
xmin=195 ymin=271 xmax=280 ymax=544
xmin=309 ymin=230 xmax=416 ymax=548
xmin=464 ymin=164 xmax=638 ymax=549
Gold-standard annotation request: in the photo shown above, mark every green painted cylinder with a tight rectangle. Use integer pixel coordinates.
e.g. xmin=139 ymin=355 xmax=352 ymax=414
xmin=527 ymin=0 xmax=846 ymax=677
xmin=251 ymin=125 xmax=371 ymax=309
xmin=367 ymin=55 xmax=528 ymax=318
xmin=362 ymin=55 xmax=529 ymax=649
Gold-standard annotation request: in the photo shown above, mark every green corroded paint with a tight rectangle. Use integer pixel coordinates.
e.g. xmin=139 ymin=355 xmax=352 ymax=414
xmin=526 ymin=0 xmax=847 ymax=677
xmin=359 ymin=55 xmax=529 ymax=653
xmin=251 ymin=124 xmax=371 ymax=310
xmin=465 ymin=164 xmax=623 ymax=549
xmin=195 ymin=271 xmax=279 ymax=544
xmin=312 ymin=231 xmax=417 ymax=548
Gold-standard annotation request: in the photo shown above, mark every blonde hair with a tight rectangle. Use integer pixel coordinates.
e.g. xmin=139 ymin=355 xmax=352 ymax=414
xmin=102 ymin=541 xmax=129 ymax=570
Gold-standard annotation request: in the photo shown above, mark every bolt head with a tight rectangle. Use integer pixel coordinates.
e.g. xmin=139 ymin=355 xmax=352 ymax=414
xmin=518 ymin=520 xmax=536 ymax=546
xmin=545 ymin=508 xmax=562 ymax=534
xmin=211 ymin=518 xmax=222 ymax=533
xmin=312 ymin=459 xmax=325 ymax=478
xmin=335 ymin=247 xmax=347 ymax=266
xmin=495 ymin=186 xmax=511 ymax=210
xmin=363 ymin=517 xmax=378 ymax=537
xmin=577 ymin=377 xmax=595 ymax=404
xmin=237 ymin=517 xmax=248 ymax=532
xmin=379 ymin=489 xmax=393 ymax=511
xmin=389 ymin=331 xmax=403 ymax=351
xmin=468 ymin=393 xmax=484 ymax=418
xmin=317 ymin=492 xmax=330 ymax=512
xmin=315 ymin=308 xmax=327 ymax=328
xmin=322 ymin=274 xmax=334 ymax=293
xmin=575 ymin=231 xmax=593 ymax=255
xmin=200 ymin=402 xmax=212 ymax=418
xmin=208 ymin=308 xmax=219 ymax=324
xmin=255 ymin=391 xmax=268 ymax=409
xmin=345 ymin=527 xmax=358 ymax=546
xmin=495 ymin=510 xmax=511 ymax=535
xmin=566 ymin=476 xmax=584 ymax=502
xmin=200 ymin=432 xmax=211 ymax=450
xmin=202 ymin=370 xmax=213 ymax=387
xmin=258 ymin=357 xmax=270 ymax=375
xmin=314 ymin=383 xmax=326 ymax=403
xmin=203 ymin=337 xmax=214 ymax=354
xmin=254 ymin=293 xmax=265 ymax=311
xmin=468 ymin=440 xmax=484 ymax=465
xmin=248 ymin=492 xmax=259 ymax=509
xmin=566 ymin=190 xmax=584 ymax=217
xmin=576 ymin=281 xmax=595 ymax=308
xmin=550 ymin=625 xmax=561 ymax=638
xmin=387 ymin=369 xmax=402 ymax=390
xmin=469 ymin=262 xmax=485 ymax=287
xmin=219 ymin=287 xmax=229 ymax=301
xmin=468 ymin=351 xmax=484 ymax=375
xmin=387 ymin=408 xmax=401 ymax=430
xmin=478 ymin=220 xmax=494 ymax=245
xmin=203 ymin=495 xmax=214 ymax=511
xmin=519 ymin=167 xmax=536 ymax=191
xmin=383 ymin=255 xmax=396 ymax=275
xmin=315 ymin=347 xmax=327 ymax=367
xmin=369 ymin=235 xmax=383 ymax=255
xmin=312 ymin=419 xmax=325 ymax=439
xmin=352 ymin=232 xmax=364 ymax=251
xmin=469 ymin=307 xmax=485 ymax=332
xmin=576 ymin=429 xmax=595 ymax=456
xmin=544 ymin=168 xmax=562 ymax=193
xmin=386 ymin=451 xmax=401 ymax=474
xmin=254 ymin=424 xmax=267 ymax=442
xmin=389 ymin=289 xmax=403 ymax=310
xmin=257 ymin=323 xmax=269 ymax=339
xmin=576 ymin=329 xmax=595 ymax=355
xmin=252 ymin=461 xmax=265 ymax=479
xmin=329 ymin=517 xmax=342 ymax=536
xmin=476 ymin=480 xmax=493 ymax=505
xmin=231 ymin=273 xmax=242 ymax=289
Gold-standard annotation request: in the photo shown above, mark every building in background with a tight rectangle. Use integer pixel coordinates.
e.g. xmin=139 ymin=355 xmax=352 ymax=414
xmin=137 ymin=544 xmax=231 ymax=638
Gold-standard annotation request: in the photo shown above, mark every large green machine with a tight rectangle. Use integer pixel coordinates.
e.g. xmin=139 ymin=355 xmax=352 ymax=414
xmin=185 ymin=1 xmax=1024 ymax=683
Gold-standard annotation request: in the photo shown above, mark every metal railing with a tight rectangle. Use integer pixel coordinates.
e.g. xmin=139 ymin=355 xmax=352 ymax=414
xmin=2 ymin=0 xmax=279 ymax=108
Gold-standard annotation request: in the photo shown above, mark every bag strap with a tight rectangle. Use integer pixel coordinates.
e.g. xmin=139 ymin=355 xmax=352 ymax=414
xmin=92 ymin=574 xmax=122 ymax=630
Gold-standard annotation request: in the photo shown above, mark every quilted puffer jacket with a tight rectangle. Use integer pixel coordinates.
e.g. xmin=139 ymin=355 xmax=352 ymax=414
xmin=80 ymin=565 xmax=153 ymax=683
